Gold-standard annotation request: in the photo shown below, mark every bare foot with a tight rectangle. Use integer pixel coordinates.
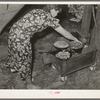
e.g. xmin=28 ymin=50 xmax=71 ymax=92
xmin=32 ymin=71 xmax=37 ymax=77
xmin=31 ymin=70 xmax=41 ymax=82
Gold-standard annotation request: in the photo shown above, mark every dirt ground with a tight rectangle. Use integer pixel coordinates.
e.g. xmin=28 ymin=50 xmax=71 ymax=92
xmin=0 ymin=19 xmax=100 ymax=89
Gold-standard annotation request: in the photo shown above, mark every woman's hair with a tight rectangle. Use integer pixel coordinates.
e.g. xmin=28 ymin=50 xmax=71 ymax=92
xmin=43 ymin=5 xmax=62 ymax=13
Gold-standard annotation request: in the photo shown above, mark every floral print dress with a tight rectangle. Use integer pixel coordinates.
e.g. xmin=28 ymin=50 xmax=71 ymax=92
xmin=5 ymin=9 xmax=60 ymax=80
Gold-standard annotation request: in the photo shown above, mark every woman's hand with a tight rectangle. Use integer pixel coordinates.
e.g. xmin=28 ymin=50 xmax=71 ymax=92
xmin=74 ymin=38 xmax=82 ymax=45
xmin=70 ymin=39 xmax=83 ymax=49
xmin=55 ymin=25 xmax=82 ymax=43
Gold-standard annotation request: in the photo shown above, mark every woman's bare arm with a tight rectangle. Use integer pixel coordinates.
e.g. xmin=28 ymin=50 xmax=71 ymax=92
xmin=55 ymin=25 xmax=80 ymax=42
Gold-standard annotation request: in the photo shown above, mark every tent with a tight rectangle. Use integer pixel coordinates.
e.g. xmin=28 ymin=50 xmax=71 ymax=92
xmin=0 ymin=4 xmax=24 ymax=33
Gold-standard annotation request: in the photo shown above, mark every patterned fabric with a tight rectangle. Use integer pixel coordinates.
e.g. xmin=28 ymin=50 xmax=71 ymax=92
xmin=5 ymin=9 xmax=60 ymax=80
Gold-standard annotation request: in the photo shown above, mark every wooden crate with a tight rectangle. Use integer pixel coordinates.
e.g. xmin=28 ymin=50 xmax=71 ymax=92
xmin=61 ymin=50 xmax=97 ymax=76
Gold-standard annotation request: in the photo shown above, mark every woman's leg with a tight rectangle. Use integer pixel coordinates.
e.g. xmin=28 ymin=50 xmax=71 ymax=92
xmin=23 ymin=40 xmax=41 ymax=89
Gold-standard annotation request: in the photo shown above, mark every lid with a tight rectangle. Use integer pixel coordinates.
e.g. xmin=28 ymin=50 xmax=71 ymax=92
xmin=54 ymin=41 xmax=69 ymax=49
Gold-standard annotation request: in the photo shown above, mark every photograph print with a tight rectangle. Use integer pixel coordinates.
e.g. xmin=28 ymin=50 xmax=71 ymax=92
xmin=0 ymin=3 xmax=99 ymax=89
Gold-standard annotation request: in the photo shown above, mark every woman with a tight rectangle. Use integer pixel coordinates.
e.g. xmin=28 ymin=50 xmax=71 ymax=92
xmin=5 ymin=5 xmax=81 ymax=88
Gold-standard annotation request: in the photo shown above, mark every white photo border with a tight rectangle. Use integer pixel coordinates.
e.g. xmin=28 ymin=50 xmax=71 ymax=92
xmin=0 ymin=1 xmax=100 ymax=99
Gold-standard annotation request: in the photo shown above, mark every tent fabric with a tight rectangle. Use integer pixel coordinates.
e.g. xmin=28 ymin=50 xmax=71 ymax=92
xmin=0 ymin=4 xmax=24 ymax=33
